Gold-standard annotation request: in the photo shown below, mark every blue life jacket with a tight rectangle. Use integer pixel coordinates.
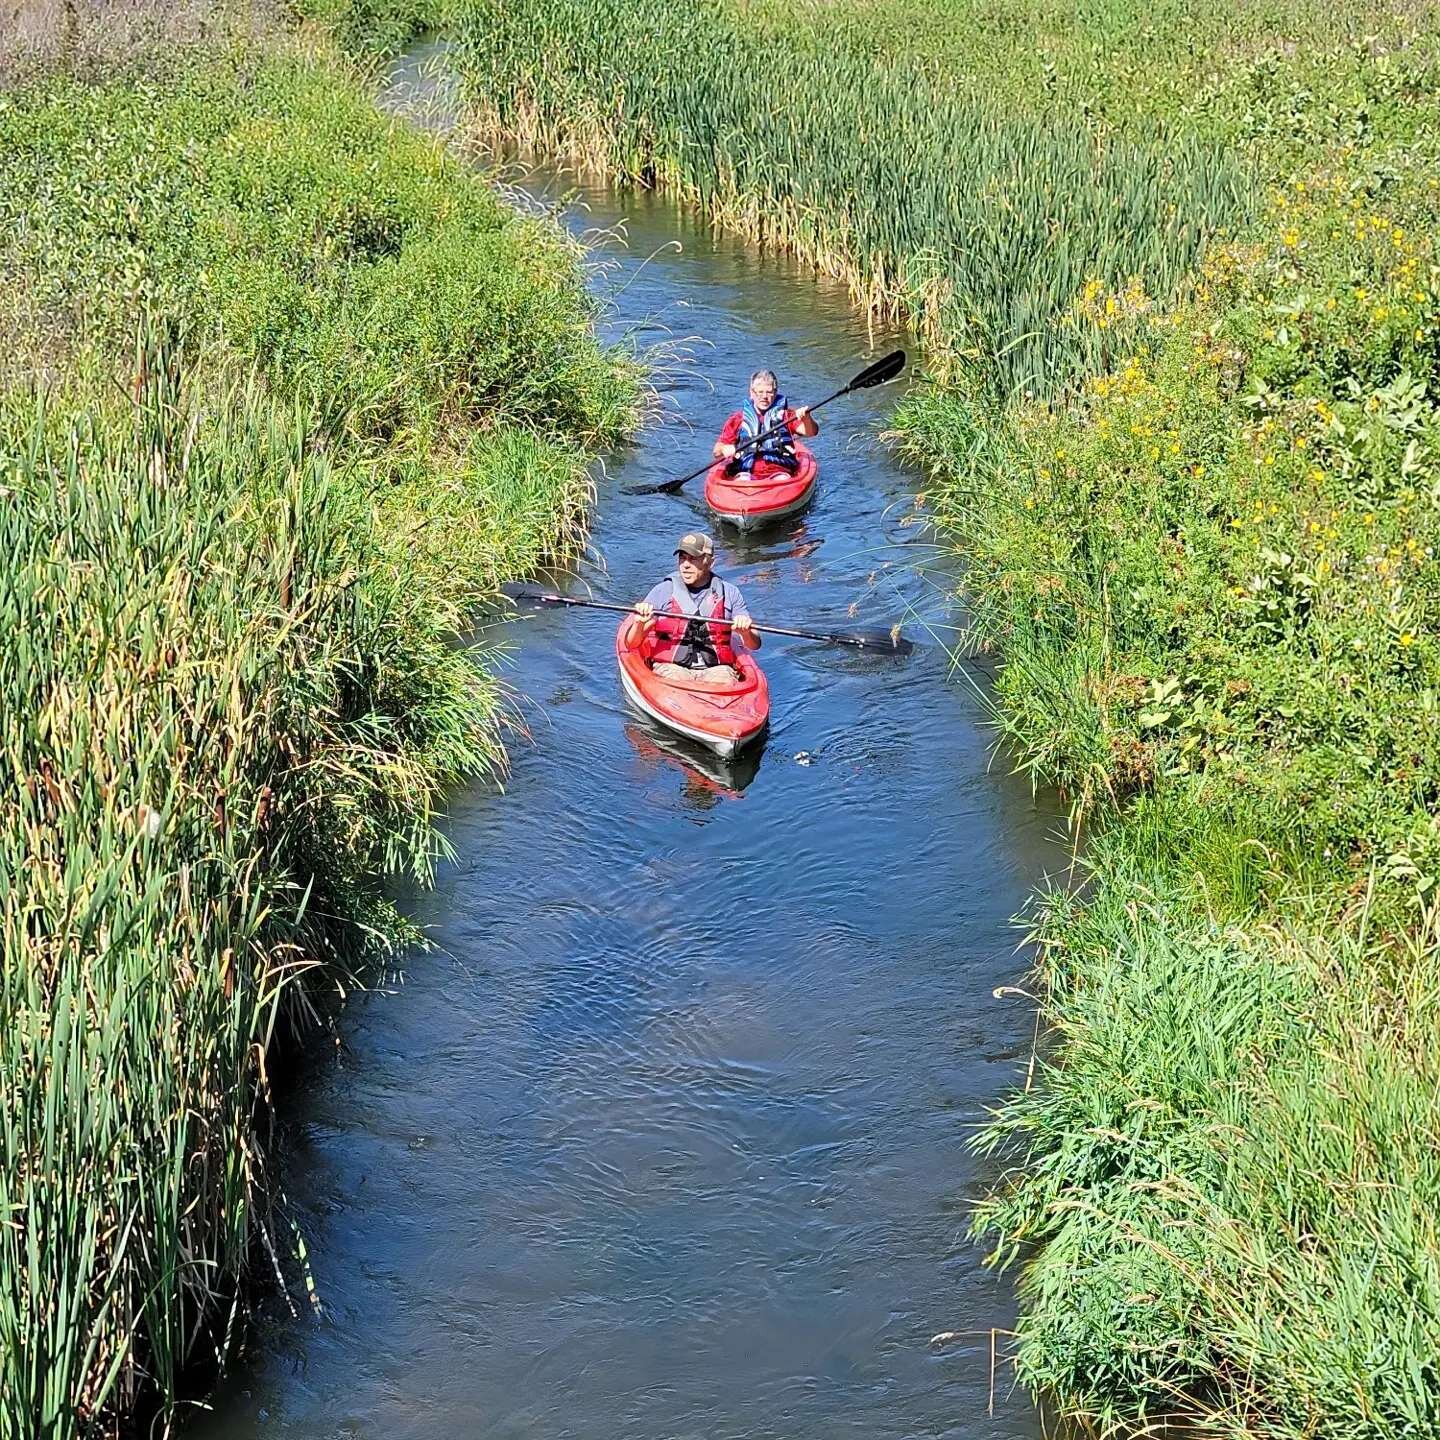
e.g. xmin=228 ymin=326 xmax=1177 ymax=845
xmin=735 ymin=394 xmax=798 ymax=473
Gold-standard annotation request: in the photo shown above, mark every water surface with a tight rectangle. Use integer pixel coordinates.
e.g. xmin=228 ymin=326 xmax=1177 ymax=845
xmin=194 ymin=42 xmax=1060 ymax=1440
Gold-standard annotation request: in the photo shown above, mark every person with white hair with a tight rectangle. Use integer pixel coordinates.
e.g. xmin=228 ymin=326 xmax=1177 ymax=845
xmin=711 ymin=368 xmax=819 ymax=479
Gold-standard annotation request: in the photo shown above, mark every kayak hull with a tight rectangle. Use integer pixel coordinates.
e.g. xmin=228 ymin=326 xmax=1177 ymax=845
xmin=615 ymin=618 xmax=769 ymax=758
xmin=704 ymin=442 xmax=818 ymax=532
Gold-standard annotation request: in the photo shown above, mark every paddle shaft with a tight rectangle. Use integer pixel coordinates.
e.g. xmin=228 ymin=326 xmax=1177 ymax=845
xmin=507 ymin=589 xmax=906 ymax=652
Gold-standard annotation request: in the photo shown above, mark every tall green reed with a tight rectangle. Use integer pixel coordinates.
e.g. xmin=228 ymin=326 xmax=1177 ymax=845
xmin=973 ymin=820 xmax=1440 ymax=1438
xmin=0 ymin=14 xmax=637 ymax=1432
xmin=0 ymin=309 xmax=588 ymax=1431
xmin=449 ymin=0 xmax=1249 ymax=398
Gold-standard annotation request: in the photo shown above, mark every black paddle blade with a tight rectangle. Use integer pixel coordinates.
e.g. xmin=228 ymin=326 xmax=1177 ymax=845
xmin=852 ymin=627 xmax=914 ymax=655
xmin=620 ymin=479 xmax=681 ymax=496
xmin=848 ymin=348 xmax=906 ymax=392
xmin=497 ymin=582 xmax=574 ymax=607
xmin=807 ymin=625 xmax=913 ymax=655
xmin=621 ymin=461 xmax=712 ymax=496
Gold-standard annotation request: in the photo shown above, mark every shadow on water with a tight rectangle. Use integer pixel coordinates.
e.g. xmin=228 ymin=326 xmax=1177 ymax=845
xmin=190 ymin=37 xmax=1072 ymax=1440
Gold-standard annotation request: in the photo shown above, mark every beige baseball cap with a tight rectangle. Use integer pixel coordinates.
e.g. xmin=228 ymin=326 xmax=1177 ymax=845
xmin=674 ymin=531 xmax=715 ymax=558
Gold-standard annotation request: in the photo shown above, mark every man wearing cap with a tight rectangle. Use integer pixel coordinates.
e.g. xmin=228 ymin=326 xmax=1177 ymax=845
xmin=634 ymin=532 xmax=761 ymax=685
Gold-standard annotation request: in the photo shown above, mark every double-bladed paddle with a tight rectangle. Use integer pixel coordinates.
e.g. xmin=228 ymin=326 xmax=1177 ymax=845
xmin=620 ymin=349 xmax=907 ymax=498
xmin=500 ymin=584 xmax=914 ymax=655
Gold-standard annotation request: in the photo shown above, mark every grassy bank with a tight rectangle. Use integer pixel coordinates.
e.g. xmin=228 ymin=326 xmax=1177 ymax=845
xmin=445 ymin=1 xmax=1440 ymax=1434
xmin=449 ymin=0 xmax=1248 ymax=399
xmin=1 ymin=17 xmax=633 ymax=1433
xmin=290 ymin=0 xmax=444 ymax=59
xmin=903 ymin=34 xmax=1440 ymax=1431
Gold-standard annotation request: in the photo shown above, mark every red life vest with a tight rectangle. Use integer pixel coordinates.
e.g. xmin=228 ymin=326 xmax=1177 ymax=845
xmin=650 ymin=577 xmax=737 ymax=668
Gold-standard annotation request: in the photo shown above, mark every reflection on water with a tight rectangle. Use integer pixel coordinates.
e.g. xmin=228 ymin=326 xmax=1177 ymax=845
xmin=621 ymin=720 xmax=763 ymax=805
xmin=190 ymin=37 xmax=1064 ymax=1440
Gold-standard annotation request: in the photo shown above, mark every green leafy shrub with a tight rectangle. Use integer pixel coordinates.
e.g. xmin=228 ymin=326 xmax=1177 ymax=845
xmin=0 ymin=26 xmax=634 ymax=1434
xmin=289 ymin=0 xmax=445 ymax=58
xmin=0 ymin=47 xmax=633 ymax=447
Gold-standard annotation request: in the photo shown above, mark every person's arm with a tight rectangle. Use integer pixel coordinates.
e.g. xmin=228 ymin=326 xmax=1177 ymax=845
xmin=789 ymin=404 xmax=819 ymax=438
xmin=713 ymin=411 xmax=742 ymax=459
xmin=728 ymin=583 xmax=761 ymax=650
xmin=634 ymin=580 xmax=669 ymax=630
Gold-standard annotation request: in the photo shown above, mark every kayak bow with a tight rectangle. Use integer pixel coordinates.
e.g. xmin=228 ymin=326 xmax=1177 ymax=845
xmin=704 ymin=442 xmax=819 ymax=532
xmin=614 ymin=617 xmax=770 ymax=758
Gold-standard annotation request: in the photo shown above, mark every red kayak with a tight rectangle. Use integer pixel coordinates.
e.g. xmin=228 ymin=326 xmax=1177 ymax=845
xmin=614 ymin=618 xmax=769 ymax=758
xmin=704 ymin=442 xmax=818 ymax=532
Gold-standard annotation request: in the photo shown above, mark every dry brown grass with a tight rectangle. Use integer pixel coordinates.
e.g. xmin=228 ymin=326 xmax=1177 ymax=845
xmin=0 ymin=0 xmax=280 ymax=83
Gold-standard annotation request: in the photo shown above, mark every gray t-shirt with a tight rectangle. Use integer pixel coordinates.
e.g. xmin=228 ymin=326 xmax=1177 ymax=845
xmin=643 ymin=572 xmax=750 ymax=621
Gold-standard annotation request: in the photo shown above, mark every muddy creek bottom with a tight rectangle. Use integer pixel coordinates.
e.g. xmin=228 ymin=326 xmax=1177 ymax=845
xmin=191 ymin=41 xmax=1060 ymax=1440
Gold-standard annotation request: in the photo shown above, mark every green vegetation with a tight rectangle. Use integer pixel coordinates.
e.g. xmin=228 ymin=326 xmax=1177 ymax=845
xmin=449 ymin=0 xmax=1247 ymax=398
xmin=902 ymin=45 xmax=1440 ymax=1432
xmin=1 ymin=20 xmax=633 ymax=1434
xmin=450 ymin=1 xmax=1440 ymax=1434
xmin=289 ymin=0 xmax=445 ymax=59
xmin=971 ymin=825 xmax=1440 ymax=1436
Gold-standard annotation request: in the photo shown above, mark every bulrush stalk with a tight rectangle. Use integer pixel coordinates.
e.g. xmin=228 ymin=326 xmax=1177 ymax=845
xmin=449 ymin=0 xmax=1247 ymax=400
xmin=0 ymin=12 xmax=638 ymax=1426
xmin=0 ymin=322 xmax=607 ymax=1434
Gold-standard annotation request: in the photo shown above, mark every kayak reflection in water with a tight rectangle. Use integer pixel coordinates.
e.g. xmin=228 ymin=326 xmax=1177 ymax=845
xmin=633 ymin=531 xmax=762 ymax=687
xmin=622 ymin=722 xmax=752 ymax=808
xmin=713 ymin=368 xmax=819 ymax=479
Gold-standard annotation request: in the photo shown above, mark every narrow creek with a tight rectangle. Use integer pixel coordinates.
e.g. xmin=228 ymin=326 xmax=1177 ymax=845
xmin=194 ymin=40 xmax=1061 ymax=1440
